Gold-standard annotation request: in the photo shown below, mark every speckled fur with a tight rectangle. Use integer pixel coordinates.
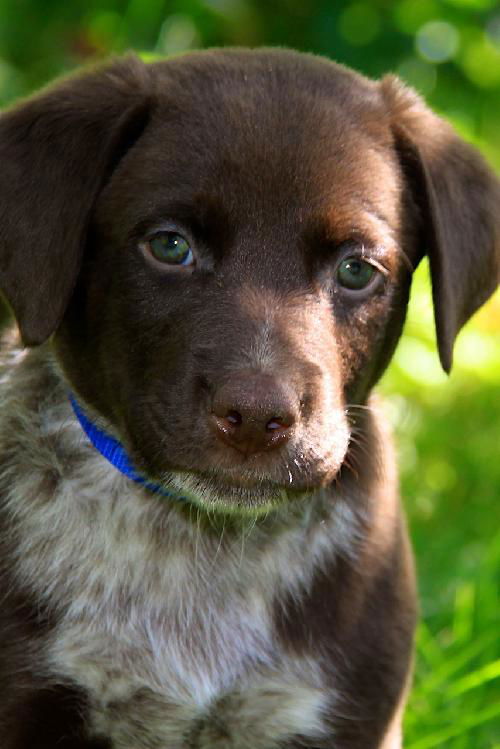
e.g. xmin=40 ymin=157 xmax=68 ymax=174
xmin=0 ymin=337 xmax=368 ymax=747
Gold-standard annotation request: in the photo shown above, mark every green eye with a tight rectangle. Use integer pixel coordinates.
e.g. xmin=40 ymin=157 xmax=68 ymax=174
xmin=337 ymin=256 xmax=376 ymax=290
xmin=147 ymin=232 xmax=194 ymax=266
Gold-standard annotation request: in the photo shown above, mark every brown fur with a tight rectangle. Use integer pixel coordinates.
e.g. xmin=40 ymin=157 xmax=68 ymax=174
xmin=0 ymin=49 xmax=498 ymax=748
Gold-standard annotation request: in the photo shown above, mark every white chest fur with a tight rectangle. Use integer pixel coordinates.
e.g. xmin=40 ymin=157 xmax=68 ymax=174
xmin=34 ymin=474 xmax=335 ymax=748
xmin=0 ymin=348 xmax=358 ymax=747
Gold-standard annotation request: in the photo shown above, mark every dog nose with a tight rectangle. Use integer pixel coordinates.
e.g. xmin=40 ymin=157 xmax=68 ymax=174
xmin=211 ymin=373 xmax=297 ymax=455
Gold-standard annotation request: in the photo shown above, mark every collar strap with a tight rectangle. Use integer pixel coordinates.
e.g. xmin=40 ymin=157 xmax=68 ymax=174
xmin=70 ymin=395 xmax=185 ymax=502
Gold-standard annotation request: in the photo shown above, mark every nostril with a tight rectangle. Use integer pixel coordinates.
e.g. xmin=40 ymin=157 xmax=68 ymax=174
xmin=226 ymin=410 xmax=242 ymax=427
xmin=266 ymin=417 xmax=291 ymax=432
xmin=212 ymin=412 xmax=242 ymax=438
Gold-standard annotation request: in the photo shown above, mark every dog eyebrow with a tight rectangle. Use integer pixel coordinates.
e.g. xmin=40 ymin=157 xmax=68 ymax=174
xmin=303 ymin=217 xmax=385 ymax=258
xmin=129 ymin=197 xmax=233 ymax=255
xmin=359 ymin=199 xmax=395 ymax=230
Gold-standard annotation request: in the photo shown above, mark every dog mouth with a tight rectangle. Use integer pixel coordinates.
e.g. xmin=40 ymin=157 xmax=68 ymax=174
xmin=149 ymin=440 xmax=352 ymax=515
xmin=128 ymin=404 xmax=352 ymax=515
xmin=157 ymin=469 xmax=312 ymax=515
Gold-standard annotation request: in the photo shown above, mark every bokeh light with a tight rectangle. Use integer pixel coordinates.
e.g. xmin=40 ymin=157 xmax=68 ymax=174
xmin=416 ymin=20 xmax=460 ymax=63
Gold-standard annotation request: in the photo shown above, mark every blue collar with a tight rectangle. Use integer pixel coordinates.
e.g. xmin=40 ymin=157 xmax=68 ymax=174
xmin=70 ymin=395 xmax=186 ymax=502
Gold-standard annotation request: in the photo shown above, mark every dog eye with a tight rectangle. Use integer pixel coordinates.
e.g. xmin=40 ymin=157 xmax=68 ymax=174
xmin=145 ymin=232 xmax=194 ymax=266
xmin=337 ymin=257 xmax=377 ymax=290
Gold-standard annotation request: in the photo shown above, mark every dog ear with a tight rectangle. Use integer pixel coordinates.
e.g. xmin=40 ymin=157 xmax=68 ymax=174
xmin=381 ymin=76 xmax=500 ymax=372
xmin=0 ymin=55 xmax=151 ymax=346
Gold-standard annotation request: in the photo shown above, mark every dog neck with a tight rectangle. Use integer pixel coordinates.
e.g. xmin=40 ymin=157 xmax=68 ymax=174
xmin=69 ymin=394 xmax=186 ymax=502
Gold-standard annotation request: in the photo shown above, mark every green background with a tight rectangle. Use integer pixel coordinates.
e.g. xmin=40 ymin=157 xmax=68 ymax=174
xmin=1 ymin=1 xmax=499 ymax=746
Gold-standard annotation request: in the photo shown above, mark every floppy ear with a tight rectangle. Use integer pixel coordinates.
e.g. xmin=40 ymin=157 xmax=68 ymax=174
xmin=0 ymin=55 xmax=151 ymax=346
xmin=381 ymin=75 xmax=500 ymax=372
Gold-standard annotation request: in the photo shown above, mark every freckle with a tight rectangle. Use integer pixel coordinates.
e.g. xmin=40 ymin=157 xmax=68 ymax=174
xmin=26 ymin=468 xmax=61 ymax=505
xmin=113 ymin=513 xmax=128 ymax=543
xmin=90 ymin=580 xmax=106 ymax=602
xmin=41 ymin=468 xmax=61 ymax=494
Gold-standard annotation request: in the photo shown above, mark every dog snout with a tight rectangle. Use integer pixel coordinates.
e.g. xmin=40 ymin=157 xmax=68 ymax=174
xmin=210 ymin=372 xmax=298 ymax=456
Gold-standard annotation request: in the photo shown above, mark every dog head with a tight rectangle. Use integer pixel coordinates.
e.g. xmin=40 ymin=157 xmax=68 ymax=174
xmin=0 ymin=49 xmax=498 ymax=513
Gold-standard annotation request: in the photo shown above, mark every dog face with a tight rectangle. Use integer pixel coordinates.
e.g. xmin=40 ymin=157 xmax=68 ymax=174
xmin=0 ymin=50 xmax=498 ymax=514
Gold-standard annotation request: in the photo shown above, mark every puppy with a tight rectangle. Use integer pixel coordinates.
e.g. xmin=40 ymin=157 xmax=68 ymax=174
xmin=0 ymin=48 xmax=498 ymax=749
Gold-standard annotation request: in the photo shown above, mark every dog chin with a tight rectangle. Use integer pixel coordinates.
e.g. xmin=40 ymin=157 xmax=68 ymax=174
xmin=158 ymin=471 xmax=314 ymax=516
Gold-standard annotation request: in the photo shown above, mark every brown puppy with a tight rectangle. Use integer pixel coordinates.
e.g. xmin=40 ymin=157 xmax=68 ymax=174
xmin=0 ymin=49 xmax=498 ymax=749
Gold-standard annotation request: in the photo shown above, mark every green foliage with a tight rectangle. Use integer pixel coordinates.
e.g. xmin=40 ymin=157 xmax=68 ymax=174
xmin=0 ymin=1 xmax=499 ymax=745
xmin=1 ymin=0 xmax=500 ymax=166
xmin=381 ymin=263 xmax=500 ymax=747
